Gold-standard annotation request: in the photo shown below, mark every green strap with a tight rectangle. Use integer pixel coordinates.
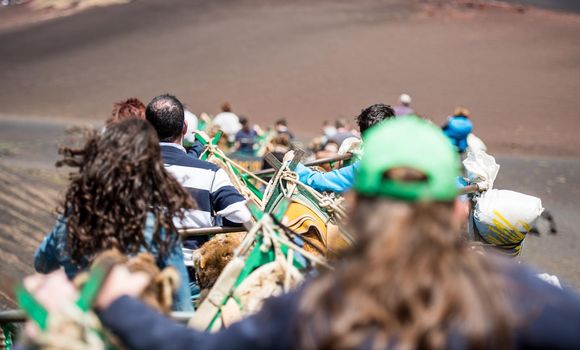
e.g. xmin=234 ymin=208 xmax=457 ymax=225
xmin=16 ymin=284 xmax=49 ymax=331
xmin=234 ymin=236 xmax=275 ymax=287
xmin=76 ymin=266 xmax=108 ymax=312
xmin=247 ymin=200 xmax=264 ymax=221
xmin=270 ymin=197 xmax=290 ymax=222
xmin=240 ymin=174 xmax=264 ymax=200
xmin=199 ymin=131 xmax=223 ymax=161
xmin=2 ymin=323 xmax=13 ymax=350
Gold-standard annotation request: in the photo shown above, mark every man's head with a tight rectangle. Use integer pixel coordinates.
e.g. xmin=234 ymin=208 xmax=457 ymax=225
xmin=145 ymin=94 xmax=185 ymax=143
xmin=239 ymin=116 xmax=250 ymax=130
xmin=355 ymin=103 xmax=395 ymax=134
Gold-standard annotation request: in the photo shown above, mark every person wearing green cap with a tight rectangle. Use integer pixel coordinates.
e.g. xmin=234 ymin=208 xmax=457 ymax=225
xmin=24 ymin=117 xmax=580 ymax=350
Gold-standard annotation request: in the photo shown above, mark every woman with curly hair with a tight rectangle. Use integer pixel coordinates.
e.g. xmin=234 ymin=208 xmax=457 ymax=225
xmin=34 ymin=118 xmax=196 ymax=311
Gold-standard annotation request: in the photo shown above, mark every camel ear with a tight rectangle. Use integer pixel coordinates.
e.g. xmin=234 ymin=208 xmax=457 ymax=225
xmin=192 ymin=249 xmax=204 ymax=269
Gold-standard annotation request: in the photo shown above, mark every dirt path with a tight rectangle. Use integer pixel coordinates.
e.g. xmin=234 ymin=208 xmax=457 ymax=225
xmin=0 ymin=0 xmax=579 ymax=156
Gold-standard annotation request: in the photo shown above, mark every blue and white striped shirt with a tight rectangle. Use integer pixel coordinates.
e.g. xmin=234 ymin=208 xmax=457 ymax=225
xmin=160 ymin=143 xmax=251 ymax=249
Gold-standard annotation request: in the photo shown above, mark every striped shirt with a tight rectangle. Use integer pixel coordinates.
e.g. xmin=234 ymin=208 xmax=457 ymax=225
xmin=160 ymin=143 xmax=251 ymax=249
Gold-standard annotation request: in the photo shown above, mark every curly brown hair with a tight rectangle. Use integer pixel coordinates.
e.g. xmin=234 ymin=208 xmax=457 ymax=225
xmin=57 ymin=119 xmax=195 ymax=266
xmin=298 ymin=197 xmax=515 ymax=350
xmin=105 ymin=98 xmax=146 ymax=126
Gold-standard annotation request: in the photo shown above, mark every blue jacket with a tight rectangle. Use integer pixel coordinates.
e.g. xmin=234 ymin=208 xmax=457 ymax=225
xmin=442 ymin=116 xmax=473 ymax=152
xmin=34 ymin=213 xmax=193 ymax=311
xmin=295 ymin=162 xmax=359 ymax=193
xmin=99 ymin=259 xmax=580 ymax=350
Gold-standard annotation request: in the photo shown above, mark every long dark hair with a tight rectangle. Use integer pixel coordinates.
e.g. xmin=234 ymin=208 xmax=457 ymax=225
xmin=298 ymin=197 xmax=515 ymax=350
xmin=57 ymin=119 xmax=195 ymax=266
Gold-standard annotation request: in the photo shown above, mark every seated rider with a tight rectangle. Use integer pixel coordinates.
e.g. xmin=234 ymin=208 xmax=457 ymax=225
xmin=34 ymin=119 xmax=195 ymax=311
xmin=234 ymin=117 xmax=258 ymax=154
xmin=442 ymin=106 xmax=473 ymax=154
xmin=293 ymin=104 xmax=395 ymax=193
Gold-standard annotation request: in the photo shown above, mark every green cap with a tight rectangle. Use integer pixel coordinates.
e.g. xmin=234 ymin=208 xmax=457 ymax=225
xmin=354 ymin=116 xmax=460 ymax=201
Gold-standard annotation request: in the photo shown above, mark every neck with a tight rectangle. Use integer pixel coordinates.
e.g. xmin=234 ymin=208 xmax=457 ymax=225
xmin=170 ymin=136 xmax=183 ymax=146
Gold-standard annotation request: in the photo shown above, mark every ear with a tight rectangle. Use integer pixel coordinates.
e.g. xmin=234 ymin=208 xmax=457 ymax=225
xmin=182 ymin=119 xmax=188 ymax=136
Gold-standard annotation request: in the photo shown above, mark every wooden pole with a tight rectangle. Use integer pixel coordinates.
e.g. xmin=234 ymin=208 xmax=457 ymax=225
xmin=178 ymin=226 xmax=247 ymax=238
xmin=458 ymin=184 xmax=480 ymax=195
xmin=253 ymin=152 xmax=353 ymax=177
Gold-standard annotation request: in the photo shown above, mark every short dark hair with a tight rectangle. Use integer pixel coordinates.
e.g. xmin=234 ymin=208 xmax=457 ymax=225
xmin=355 ymin=104 xmax=395 ymax=134
xmin=145 ymin=94 xmax=185 ymax=142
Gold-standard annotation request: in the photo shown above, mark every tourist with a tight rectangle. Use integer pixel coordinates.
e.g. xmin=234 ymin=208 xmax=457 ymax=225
xmin=274 ymin=118 xmax=295 ymax=140
xmin=293 ymin=103 xmax=395 ymax=193
xmin=234 ymin=117 xmax=258 ymax=154
xmin=329 ymin=118 xmax=357 ymax=146
xmin=442 ymin=106 xmax=473 ymax=154
xmin=261 ymin=133 xmax=291 ymax=170
xmin=34 ymin=119 xmax=195 ymax=311
xmin=144 ymin=94 xmax=251 ymax=248
xmin=393 ymin=93 xmax=415 ymax=116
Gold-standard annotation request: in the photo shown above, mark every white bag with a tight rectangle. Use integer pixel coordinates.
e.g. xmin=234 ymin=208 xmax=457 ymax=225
xmin=467 ymin=133 xmax=487 ymax=153
xmin=463 ymin=149 xmax=500 ymax=190
xmin=473 ymin=189 xmax=544 ymax=255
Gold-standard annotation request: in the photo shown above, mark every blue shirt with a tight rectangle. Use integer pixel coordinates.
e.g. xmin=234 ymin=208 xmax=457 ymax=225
xmin=295 ymin=162 xmax=359 ymax=193
xmin=34 ymin=213 xmax=193 ymax=311
xmin=235 ymin=129 xmax=258 ymax=154
xmin=296 ymin=162 xmax=471 ymax=198
xmin=443 ymin=116 xmax=473 ymax=152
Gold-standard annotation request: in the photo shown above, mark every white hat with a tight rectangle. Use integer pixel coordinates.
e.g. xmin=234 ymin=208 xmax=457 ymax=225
xmin=399 ymin=93 xmax=412 ymax=105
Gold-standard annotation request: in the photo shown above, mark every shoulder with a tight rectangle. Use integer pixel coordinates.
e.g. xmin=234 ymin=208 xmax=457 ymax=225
xmin=49 ymin=215 xmax=69 ymax=240
xmin=162 ymin=146 xmax=220 ymax=172
xmin=487 ymin=255 xmax=580 ymax=318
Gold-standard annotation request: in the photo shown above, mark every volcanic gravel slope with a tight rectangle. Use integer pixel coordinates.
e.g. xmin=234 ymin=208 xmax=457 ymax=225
xmin=0 ymin=163 xmax=61 ymax=309
xmin=0 ymin=0 xmax=579 ymax=156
